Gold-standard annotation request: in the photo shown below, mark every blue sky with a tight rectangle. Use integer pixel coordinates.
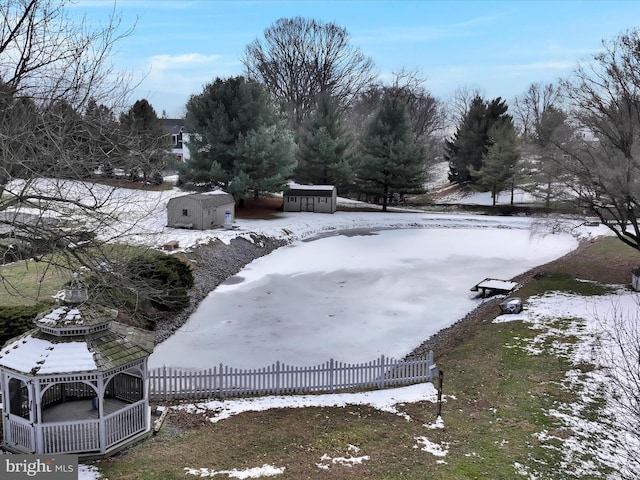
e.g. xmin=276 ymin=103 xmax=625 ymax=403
xmin=72 ymin=0 xmax=640 ymax=117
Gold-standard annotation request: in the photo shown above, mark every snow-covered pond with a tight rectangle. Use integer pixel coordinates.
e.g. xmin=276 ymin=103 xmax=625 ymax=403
xmin=149 ymin=227 xmax=578 ymax=370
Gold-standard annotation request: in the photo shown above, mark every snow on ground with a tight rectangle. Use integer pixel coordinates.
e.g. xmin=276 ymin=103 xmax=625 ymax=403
xmin=173 ymin=382 xmax=438 ymax=423
xmin=435 ymin=184 xmax=538 ymax=205
xmin=493 ymin=289 xmax=640 ymax=478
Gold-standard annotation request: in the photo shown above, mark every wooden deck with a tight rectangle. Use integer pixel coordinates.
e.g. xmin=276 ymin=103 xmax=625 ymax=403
xmin=471 ymin=278 xmax=518 ymax=298
xmin=42 ymin=398 xmax=130 ymax=422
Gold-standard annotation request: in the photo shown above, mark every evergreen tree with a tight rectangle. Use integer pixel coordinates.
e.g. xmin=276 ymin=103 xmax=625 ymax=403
xmin=119 ymin=99 xmax=169 ymax=182
xmin=470 ymin=120 xmax=520 ymax=205
xmin=232 ymin=124 xmax=296 ymax=198
xmin=446 ymin=96 xmax=510 ymax=184
xmin=84 ymin=98 xmax=120 ymax=177
xmin=532 ymin=106 xmax=572 ymax=208
xmin=296 ymin=94 xmax=355 ymax=191
xmin=355 ymin=95 xmax=426 ymax=211
xmin=181 ymin=76 xmax=285 ymax=192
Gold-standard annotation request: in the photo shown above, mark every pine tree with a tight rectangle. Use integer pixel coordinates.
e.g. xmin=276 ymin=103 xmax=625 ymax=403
xmin=119 ymin=99 xmax=169 ymax=182
xmin=232 ymin=124 xmax=296 ymax=198
xmin=296 ymin=94 xmax=355 ymax=192
xmin=356 ymin=95 xmax=426 ymax=211
xmin=470 ymin=120 xmax=520 ymax=205
xmin=446 ymin=96 xmax=510 ymax=185
xmin=181 ymin=77 xmax=286 ymax=192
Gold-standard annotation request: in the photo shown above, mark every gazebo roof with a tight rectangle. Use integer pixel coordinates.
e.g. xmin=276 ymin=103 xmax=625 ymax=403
xmin=0 ymin=322 xmax=154 ymax=375
xmin=0 ymin=300 xmax=155 ymax=376
xmin=35 ymin=303 xmax=117 ymax=331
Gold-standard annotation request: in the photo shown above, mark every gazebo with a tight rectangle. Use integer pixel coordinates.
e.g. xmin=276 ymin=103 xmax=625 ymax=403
xmin=0 ymin=278 xmax=155 ymax=457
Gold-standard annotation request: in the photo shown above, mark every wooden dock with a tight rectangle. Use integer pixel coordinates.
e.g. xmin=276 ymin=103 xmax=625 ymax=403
xmin=471 ymin=278 xmax=518 ymax=298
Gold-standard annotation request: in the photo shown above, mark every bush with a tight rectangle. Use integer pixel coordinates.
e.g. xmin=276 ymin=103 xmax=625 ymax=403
xmin=0 ymin=303 xmax=50 ymax=345
xmin=84 ymin=252 xmax=194 ymax=328
xmin=126 ymin=253 xmax=194 ymax=310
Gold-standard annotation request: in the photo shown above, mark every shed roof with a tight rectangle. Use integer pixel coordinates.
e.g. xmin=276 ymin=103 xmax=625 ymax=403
xmin=284 ymin=185 xmax=336 ymax=197
xmin=167 ymin=191 xmax=235 ymax=208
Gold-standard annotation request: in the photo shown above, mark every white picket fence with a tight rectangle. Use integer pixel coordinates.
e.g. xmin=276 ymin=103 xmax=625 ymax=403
xmin=149 ymin=352 xmax=437 ymax=401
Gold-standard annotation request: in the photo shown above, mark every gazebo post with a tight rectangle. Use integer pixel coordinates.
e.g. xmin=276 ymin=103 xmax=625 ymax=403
xmin=33 ymin=378 xmax=43 ymax=453
xmin=97 ymin=375 xmax=106 ymax=453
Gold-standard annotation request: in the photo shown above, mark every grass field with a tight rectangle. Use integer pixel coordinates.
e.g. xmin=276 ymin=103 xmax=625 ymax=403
xmin=90 ymin=236 xmax=640 ymax=479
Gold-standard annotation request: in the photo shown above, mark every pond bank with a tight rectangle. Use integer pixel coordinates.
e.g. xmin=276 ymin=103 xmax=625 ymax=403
xmin=154 ymin=235 xmax=289 ymax=344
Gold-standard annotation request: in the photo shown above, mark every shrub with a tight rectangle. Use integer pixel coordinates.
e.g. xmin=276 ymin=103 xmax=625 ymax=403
xmin=0 ymin=304 xmax=50 ymax=345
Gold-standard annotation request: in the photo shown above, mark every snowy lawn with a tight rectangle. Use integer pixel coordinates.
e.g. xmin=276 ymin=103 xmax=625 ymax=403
xmin=493 ymin=289 xmax=640 ymax=479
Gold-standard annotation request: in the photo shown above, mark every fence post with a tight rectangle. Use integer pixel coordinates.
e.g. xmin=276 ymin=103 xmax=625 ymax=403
xmin=218 ymin=363 xmax=224 ymax=399
xmin=378 ymin=355 xmax=385 ymax=389
xmin=162 ymin=366 xmax=167 ymax=402
xmin=329 ymin=359 xmax=334 ymax=393
xmin=428 ymin=350 xmax=438 ymax=380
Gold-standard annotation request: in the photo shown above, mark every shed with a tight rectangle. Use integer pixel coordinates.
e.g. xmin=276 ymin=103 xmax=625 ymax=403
xmin=283 ymin=185 xmax=337 ymax=213
xmin=166 ymin=191 xmax=235 ymax=230
xmin=0 ymin=278 xmax=155 ymax=457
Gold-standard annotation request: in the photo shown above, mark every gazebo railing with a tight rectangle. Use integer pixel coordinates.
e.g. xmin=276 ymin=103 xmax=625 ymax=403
xmin=41 ymin=419 xmax=100 ymax=454
xmin=104 ymin=400 xmax=146 ymax=450
xmin=5 ymin=415 xmax=34 ymax=453
xmin=15 ymin=399 xmax=149 ymax=455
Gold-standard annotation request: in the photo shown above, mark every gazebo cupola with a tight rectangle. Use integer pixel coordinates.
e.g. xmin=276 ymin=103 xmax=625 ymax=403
xmin=0 ymin=276 xmax=155 ymax=457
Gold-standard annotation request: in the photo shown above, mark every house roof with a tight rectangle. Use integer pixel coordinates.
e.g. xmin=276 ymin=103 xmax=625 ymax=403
xmin=161 ymin=118 xmax=185 ymax=135
xmin=284 ymin=184 xmax=336 ymax=197
xmin=167 ymin=191 xmax=235 ymax=208
xmin=0 ymin=304 xmax=155 ymax=375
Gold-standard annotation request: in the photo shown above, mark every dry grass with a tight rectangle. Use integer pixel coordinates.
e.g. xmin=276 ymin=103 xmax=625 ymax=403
xmin=0 ymin=259 xmax=68 ymax=306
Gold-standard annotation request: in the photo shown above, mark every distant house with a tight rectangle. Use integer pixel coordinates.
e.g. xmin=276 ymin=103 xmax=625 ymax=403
xmin=161 ymin=118 xmax=190 ymax=163
xmin=283 ymin=185 xmax=337 ymax=213
xmin=167 ymin=191 xmax=235 ymax=230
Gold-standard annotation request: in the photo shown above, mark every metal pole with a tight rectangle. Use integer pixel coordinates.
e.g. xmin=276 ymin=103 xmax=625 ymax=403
xmin=436 ymin=370 xmax=444 ymax=417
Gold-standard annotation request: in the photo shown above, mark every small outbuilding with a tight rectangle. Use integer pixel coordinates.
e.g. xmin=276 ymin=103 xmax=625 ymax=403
xmin=0 ymin=278 xmax=155 ymax=457
xmin=167 ymin=191 xmax=235 ymax=230
xmin=282 ymin=185 xmax=337 ymax=213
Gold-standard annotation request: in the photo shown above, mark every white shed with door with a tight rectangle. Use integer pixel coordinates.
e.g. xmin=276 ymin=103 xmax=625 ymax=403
xmin=282 ymin=185 xmax=337 ymax=213
xmin=166 ymin=191 xmax=235 ymax=230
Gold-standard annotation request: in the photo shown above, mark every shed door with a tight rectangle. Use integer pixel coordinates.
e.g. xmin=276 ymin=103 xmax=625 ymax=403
xmin=302 ymin=197 xmax=315 ymax=212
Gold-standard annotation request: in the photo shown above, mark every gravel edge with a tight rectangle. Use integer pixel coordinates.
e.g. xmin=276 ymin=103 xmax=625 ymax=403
xmin=154 ymin=234 xmax=289 ymax=344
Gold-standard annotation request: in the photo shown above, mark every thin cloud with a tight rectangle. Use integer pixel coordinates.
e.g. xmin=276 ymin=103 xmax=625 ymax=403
xmin=148 ymin=53 xmax=223 ymax=72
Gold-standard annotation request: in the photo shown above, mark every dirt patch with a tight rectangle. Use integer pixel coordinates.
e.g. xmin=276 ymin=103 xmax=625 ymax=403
xmin=235 ymin=197 xmax=284 ymax=218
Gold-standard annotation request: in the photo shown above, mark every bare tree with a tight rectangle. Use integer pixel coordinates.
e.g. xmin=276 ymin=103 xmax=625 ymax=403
xmin=511 ymin=83 xmax=573 ymax=207
xmin=595 ymin=305 xmax=640 ymax=480
xmin=512 ymin=82 xmax=562 ymax=138
xmin=347 ymin=69 xmax=446 ymax=161
xmin=446 ymin=85 xmax=483 ymax=133
xmin=0 ymin=0 xmax=167 ymax=307
xmin=386 ymin=69 xmax=446 ymax=143
xmin=560 ymin=28 xmax=640 ymax=251
xmin=242 ymin=17 xmax=377 ymax=131
xmin=0 ymin=0 xmax=133 ymax=108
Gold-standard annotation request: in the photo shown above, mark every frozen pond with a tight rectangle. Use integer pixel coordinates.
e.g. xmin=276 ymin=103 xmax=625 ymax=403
xmin=149 ymin=227 xmax=578 ymax=369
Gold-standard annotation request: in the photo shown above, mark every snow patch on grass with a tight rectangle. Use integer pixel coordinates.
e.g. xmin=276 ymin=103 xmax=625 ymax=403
xmin=184 ymin=464 xmax=285 ymax=478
